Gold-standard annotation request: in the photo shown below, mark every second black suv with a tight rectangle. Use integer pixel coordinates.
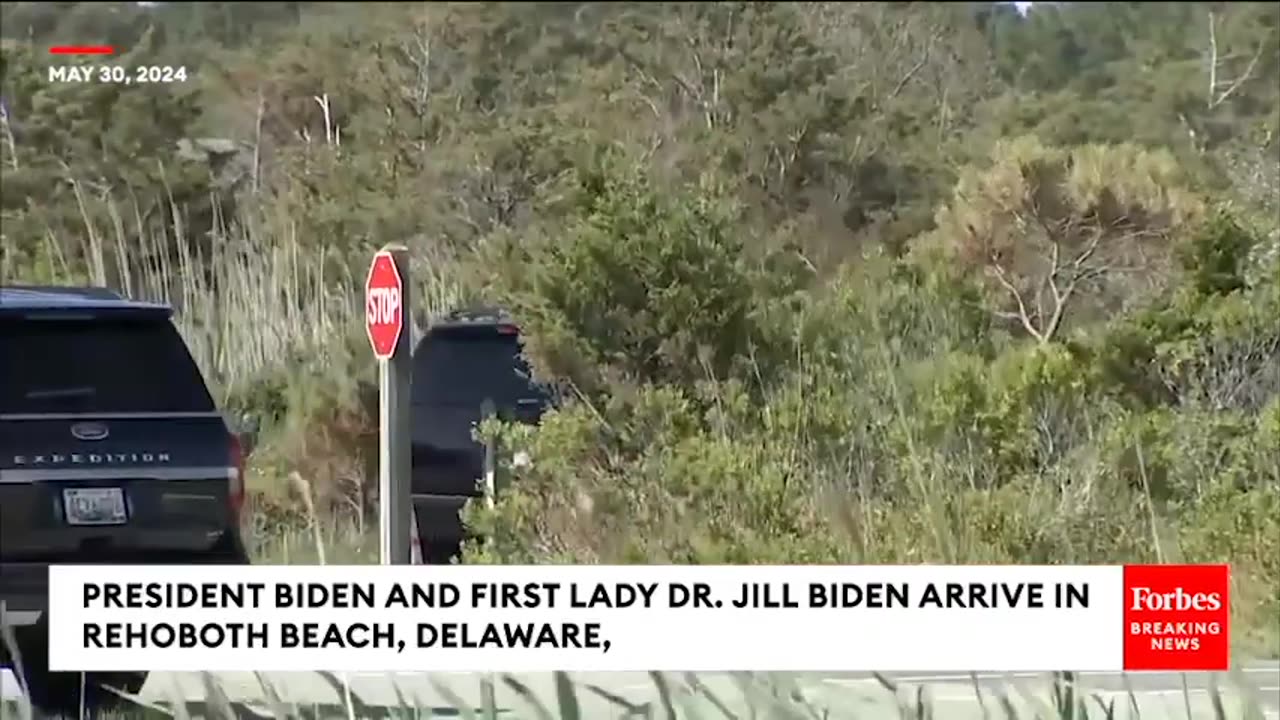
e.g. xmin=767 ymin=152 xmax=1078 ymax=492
xmin=0 ymin=286 xmax=250 ymax=714
xmin=410 ymin=307 xmax=552 ymax=563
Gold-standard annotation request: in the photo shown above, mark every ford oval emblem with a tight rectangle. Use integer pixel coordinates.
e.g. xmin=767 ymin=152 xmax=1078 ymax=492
xmin=70 ymin=422 xmax=110 ymax=441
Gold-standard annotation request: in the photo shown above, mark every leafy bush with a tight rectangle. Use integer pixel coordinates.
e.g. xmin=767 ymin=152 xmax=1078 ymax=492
xmin=460 ymin=157 xmax=1278 ymax=654
xmin=480 ymin=157 xmax=810 ymax=397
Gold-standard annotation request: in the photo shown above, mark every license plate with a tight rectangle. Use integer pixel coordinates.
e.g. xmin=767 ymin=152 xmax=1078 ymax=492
xmin=63 ymin=488 xmax=128 ymax=526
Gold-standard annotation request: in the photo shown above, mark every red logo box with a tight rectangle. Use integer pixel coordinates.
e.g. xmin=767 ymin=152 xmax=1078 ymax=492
xmin=1123 ymin=564 xmax=1229 ymax=671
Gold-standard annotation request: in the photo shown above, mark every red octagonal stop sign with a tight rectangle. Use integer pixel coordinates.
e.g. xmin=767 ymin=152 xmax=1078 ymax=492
xmin=365 ymin=250 xmax=404 ymax=360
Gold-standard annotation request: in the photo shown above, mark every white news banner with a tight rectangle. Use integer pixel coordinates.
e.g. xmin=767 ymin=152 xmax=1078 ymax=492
xmin=47 ymin=564 xmax=1124 ymax=673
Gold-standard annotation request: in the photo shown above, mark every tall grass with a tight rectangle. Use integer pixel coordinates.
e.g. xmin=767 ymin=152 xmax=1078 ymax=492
xmin=7 ymin=660 xmax=1270 ymax=720
xmin=55 ymin=179 xmax=466 ymax=401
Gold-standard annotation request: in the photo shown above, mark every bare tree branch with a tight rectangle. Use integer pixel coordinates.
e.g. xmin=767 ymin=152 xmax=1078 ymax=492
xmin=888 ymin=31 xmax=938 ymax=100
xmin=989 ymin=258 xmax=1045 ymax=342
xmin=1213 ymin=39 xmax=1266 ymax=108
xmin=1208 ymin=11 xmax=1219 ymax=108
xmin=1207 ymin=11 xmax=1271 ymax=110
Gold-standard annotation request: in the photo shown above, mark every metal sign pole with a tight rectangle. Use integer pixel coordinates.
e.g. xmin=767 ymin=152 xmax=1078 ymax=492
xmin=377 ymin=246 xmax=412 ymax=565
xmin=481 ymin=398 xmax=497 ymax=510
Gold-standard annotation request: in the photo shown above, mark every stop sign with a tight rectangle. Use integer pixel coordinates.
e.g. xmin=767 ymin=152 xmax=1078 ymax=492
xmin=365 ymin=250 xmax=404 ymax=360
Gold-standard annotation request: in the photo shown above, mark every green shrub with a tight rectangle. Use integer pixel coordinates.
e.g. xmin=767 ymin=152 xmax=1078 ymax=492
xmin=479 ymin=157 xmax=810 ymax=398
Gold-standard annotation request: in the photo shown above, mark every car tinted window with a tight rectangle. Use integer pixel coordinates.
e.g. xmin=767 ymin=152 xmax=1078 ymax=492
xmin=412 ymin=332 xmax=545 ymax=407
xmin=0 ymin=317 xmax=216 ymax=413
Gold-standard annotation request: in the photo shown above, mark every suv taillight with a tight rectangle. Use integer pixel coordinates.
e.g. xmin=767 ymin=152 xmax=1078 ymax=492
xmin=228 ymin=432 xmax=246 ymax=518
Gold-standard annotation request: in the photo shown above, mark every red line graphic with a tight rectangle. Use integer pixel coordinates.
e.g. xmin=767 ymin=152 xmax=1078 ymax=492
xmin=49 ymin=46 xmax=115 ymax=55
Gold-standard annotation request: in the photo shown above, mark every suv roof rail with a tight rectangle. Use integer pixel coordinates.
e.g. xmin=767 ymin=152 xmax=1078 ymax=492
xmin=1 ymin=285 xmax=124 ymax=301
xmin=0 ymin=285 xmax=170 ymax=314
xmin=440 ymin=305 xmax=515 ymax=325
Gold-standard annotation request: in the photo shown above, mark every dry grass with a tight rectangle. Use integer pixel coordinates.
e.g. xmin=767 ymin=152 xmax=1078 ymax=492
xmin=4 ymin=663 xmax=1268 ymax=720
xmin=49 ymin=180 xmax=465 ymax=400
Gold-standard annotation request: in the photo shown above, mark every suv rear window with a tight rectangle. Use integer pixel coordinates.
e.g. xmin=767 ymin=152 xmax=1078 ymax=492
xmin=412 ymin=331 xmax=545 ymax=407
xmin=0 ymin=317 xmax=216 ymax=414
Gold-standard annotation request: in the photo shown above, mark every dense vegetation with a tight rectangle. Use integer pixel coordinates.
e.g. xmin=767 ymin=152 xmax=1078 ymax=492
xmin=2 ymin=1 xmax=1277 ymax=655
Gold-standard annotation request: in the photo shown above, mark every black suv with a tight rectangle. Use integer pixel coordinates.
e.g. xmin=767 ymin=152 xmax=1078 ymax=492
xmin=410 ymin=307 xmax=552 ymax=563
xmin=0 ymin=286 xmax=250 ymax=714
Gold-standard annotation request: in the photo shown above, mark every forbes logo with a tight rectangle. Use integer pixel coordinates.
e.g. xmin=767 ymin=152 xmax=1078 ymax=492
xmin=1122 ymin=564 xmax=1230 ymax=672
xmin=1129 ymin=586 xmax=1223 ymax=612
